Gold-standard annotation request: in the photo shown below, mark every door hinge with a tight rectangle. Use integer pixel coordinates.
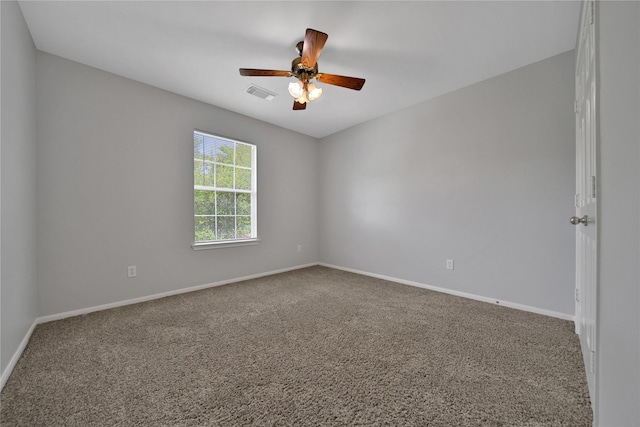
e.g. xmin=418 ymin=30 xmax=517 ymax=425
xmin=574 ymin=100 xmax=580 ymax=114
xmin=590 ymin=1 xmax=594 ymax=25
xmin=575 ymin=288 xmax=580 ymax=302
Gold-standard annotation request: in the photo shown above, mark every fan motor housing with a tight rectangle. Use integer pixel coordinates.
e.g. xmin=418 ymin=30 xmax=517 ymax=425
xmin=291 ymin=57 xmax=318 ymax=78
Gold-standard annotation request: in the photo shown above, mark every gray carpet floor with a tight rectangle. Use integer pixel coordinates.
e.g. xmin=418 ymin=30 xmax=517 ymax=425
xmin=1 ymin=266 xmax=592 ymax=426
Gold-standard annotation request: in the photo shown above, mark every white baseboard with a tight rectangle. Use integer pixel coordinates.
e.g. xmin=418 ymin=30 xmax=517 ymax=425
xmin=1 ymin=319 xmax=37 ymax=391
xmin=319 ymin=263 xmax=575 ymax=322
xmin=37 ymin=263 xmax=320 ymax=324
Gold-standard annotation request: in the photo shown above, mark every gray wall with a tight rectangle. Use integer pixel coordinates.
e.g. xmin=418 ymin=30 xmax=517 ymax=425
xmin=36 ymin=53 xmax=319 ymax=316
xmin=0 ymin=1 xmax=38 ymax=375
xmin=319 ymin=51 xmax=576 ymax=316
xmin=596 ymin=1 xmax=640 ymax=424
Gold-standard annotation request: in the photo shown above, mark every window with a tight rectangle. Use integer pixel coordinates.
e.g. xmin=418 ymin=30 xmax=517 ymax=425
xmin=193 ymin=130 xmax=257 ymax=248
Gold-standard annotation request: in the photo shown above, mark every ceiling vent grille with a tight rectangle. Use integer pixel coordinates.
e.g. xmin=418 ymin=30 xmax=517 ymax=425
xmin=246 ymin=84 xmax=277 ymax=101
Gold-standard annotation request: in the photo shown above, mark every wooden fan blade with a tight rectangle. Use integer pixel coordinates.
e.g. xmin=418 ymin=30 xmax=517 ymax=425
xmin=239 ymin=68 xmax=292 ymax=77
xmin=301 ymin=28 xmax=328 ymax=68
xmin=293 ymin=100 xmax=307 ymax=110
xmin=316 ymin=73 xmax=365 ymax=91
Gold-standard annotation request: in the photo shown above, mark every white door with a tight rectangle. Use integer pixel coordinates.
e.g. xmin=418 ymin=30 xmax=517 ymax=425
xmin=574 ymin=0 xmax=597 ymax=405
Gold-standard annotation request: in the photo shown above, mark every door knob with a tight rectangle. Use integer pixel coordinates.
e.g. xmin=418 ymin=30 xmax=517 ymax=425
xmin=570 ymin=215 xmax=588 ymax=226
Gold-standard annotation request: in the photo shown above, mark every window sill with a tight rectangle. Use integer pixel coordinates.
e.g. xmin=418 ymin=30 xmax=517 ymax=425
xmin=191 ymin=238 xmax=260 ymax=251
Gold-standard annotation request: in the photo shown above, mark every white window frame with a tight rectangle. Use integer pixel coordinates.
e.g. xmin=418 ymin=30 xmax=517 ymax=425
xmin=192 ymin=130 xmax=258 ymax=250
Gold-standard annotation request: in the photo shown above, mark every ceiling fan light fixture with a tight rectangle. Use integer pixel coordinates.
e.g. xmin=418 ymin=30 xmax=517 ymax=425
xmin=288 ymin=80 xmax=305 ymax=98
xmin=239 ymin=29 xmax=365 ymax=111
xmin=307 ymin=83 xmax=322 ymax=101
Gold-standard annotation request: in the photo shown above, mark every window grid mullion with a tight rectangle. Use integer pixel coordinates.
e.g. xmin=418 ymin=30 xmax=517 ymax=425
xmin=195 ymin=185 xmax=252 ymax=194
xmin=214 ymin=190 xmax=218 ymax=240
xmin=232 ymin=142 xmax=237 ymax=239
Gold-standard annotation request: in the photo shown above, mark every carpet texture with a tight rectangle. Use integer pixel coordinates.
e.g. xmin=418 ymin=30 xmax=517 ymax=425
xmin=1 ymin=266 xmax=591 ymax=426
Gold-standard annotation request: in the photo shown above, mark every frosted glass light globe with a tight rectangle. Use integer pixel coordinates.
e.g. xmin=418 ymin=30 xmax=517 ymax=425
xmin=307 ymin=84 xmax=323 ymax=101
xmin=288 ymin=81 xmax=304 ymax=98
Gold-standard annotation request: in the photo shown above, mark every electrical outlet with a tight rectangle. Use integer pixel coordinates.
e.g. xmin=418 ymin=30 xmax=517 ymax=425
xmin=297 ymin=245 xmax=302 ymax=253
xmin=127 ymin=265 xmax=137 ymax=278
xmin=446 ymin=259 xmax=454 ymax=270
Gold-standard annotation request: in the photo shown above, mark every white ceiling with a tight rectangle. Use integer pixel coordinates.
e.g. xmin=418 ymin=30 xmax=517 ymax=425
xmin=19 ymin=1 xmax=580 ymax=139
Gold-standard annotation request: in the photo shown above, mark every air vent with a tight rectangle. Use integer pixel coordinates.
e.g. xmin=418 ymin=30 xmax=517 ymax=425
xmin=246 ymin=85 xmax=277 ymax=101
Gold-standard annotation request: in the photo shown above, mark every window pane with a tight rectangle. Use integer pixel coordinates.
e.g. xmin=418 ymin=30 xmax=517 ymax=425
xmin=194 ymin=160 xmax=204 ymax=186
xmin=237 ymin=216 xmax=251 ymax=239
xmin=194 ymin=134 xmax=204 ymax=159
xmin=216 ymin=164 xmax=234 ymax=189
xmin=194 ymin=190 xmax=215 ymax=215
xmin=237 ymin=193 xmax=251 ymax=216
xmin=216 ymin=140 xmax=234 ymax=165
xmin=204 ymin=162 xmax=215 ymax=187
xmin=203 ymin=135 xmax=216 ymax=162
xmin=235 ymin=168 xmax=251 ymax=190
xmin=217 ymin=216 xmax=235 ymax=240
xmin=195 ymin=216 xmax=215 ymax=241
xmin=236 ymin=144 xmax=252 ymax=168
xmin=216 ymin=191 xmax=234 ymax=216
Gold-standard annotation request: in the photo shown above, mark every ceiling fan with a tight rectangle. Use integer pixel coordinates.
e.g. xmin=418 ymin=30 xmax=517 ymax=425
xmin=239 ymin=28 xmax=365 ymax=110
